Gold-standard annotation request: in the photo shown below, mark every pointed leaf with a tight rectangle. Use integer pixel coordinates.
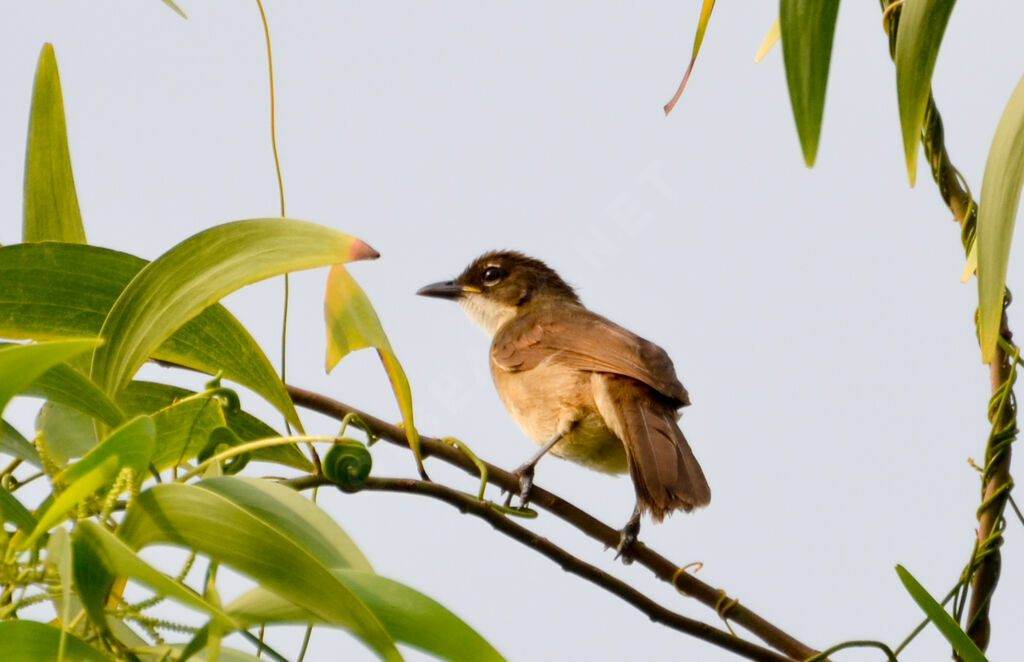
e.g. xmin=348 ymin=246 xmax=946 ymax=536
xmin=1 ymin=419 xmax=41 ymax=467
xmin=149 ymin=395 xmax=227 ymax=471
xmin=895 ymin=0 xmax=957 ymax=185
xmin=24 ymin=44 xmax=86 ymax=244
xmin=0 ymin=339 xmax=101 ymax=417
xmin=663 ymin=0 xmax=716 ymax=115
xmin=119 ymin=481 xmax=400 ymax=661
xmin=24 ymin=416 xmax=155 ymax=547
xmin=45 ymin=527 xmax=73 ymax=657
xmin=0 ymin=621 xmax=108 ymax=662
xmin=161 ymin=0 xmax=187 ymax=19
xmin=21 ymin=359 xmax=125 ymax=427
xmin=228 ymin=570 xmax=505 ymax=662
xmin=0 ymin=485 xmax=37 ymax=532
xmin=978 ymin=74 xmax=1024 ymax=362
xmin=0 ymin=243 xmax=301 ymax=432
xmin=120 ymin=381 xmax=312 ymax=471
xmin=72 ymin=521 xmax=237 ymax=631
xmin=895 ymin=565 xmax=986 ymax=662
xmin=325 ymin=265 xmax=422 ymax=470
xmin=780 ymin=0 xmax=841 ymax=166
xmin=754 ymin=16 xmax=781 ymax=63
xmin=90 ymin=219 xmax=377 ymax=415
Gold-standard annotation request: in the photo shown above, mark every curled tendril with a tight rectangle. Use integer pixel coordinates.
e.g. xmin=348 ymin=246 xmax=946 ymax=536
xmin=323 ymin=440 xmax=372 ymax=487
xmin=197 ymin=427 xmax=250 ymax=475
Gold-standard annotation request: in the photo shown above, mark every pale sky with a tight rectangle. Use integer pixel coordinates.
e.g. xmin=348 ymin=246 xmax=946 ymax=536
xmin=2 ymin=2 xmax=1023 ymax=661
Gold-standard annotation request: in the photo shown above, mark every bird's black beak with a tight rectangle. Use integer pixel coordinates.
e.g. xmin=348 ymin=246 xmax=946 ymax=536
xmin=416 ymin=280 xmax=468 ymax=300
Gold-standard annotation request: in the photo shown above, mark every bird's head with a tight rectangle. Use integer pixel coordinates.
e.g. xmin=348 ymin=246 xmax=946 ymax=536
xmin=417 ymin=250 xmax=579 ymax=335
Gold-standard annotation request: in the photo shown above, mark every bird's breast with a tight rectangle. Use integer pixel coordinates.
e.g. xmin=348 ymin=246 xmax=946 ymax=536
xmin=490 ymin=358 xmax=628 ymax=474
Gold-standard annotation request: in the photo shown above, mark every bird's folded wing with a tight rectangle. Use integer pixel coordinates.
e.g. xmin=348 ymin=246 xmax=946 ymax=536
xmin=491 ymin=308 xmax=690 ymax=406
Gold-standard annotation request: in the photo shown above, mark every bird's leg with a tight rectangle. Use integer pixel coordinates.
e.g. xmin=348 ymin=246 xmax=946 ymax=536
xmin=614 ymin=503 xmax=642 ymax=563
xmin=505 ymin=431 xmax=563 ymax=507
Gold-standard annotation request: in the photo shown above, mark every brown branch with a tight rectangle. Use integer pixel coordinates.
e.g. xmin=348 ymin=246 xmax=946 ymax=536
xmin=879 ymin=1 xmax=1017 ymax=654
xmin=285 ymin=474 xmax=793 ymax=662
xmin=286 ymin=385 xmax=819 ymax=661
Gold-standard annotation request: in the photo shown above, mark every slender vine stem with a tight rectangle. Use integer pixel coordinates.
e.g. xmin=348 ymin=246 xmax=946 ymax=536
xmin=879 ymin=1 xmax=1017 ymax=655
xmin=285 ymin=385 xmax=819 ymax=661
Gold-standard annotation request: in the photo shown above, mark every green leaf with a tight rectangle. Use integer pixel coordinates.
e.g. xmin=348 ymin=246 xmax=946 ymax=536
xmin=119 ymin=481 xmax=400 ymax=661
xmin=325 ymin=265 xmax=423 ymax=473
xmin=0 ymin=485 xmax=37 ymax=532
xmin=754 ymin=16 xmax=781 ymax=63
xmin=36 ymin=402 xmax=97 ymax=465
xmin=198 ymin=477 xmax=372 ymax=571
xmin=0 ymin=621 xmax=109 ymax=662
xmin=978 ymin=73 xmax=1024 ymax=363
xmin=0 ymin=243 xmax=300 ymax=432
xmin=0 ymin=339 xmax=101 ymax=417
xmin=71 ymin=521 xmax=237 ymax=632
xmin=149 ymin=394 xmax=227 ymax=471
xmin=779 ymin=0 xmax=841 ymax=166
xmin=23 ymin=416 xmax=155 ymax=547
xmin=139 ymin=646 xmax=266 ymax=662
xmin=895 ymin=0 xmax=957 ymax=185
xmin=20 ymin=357 xmax=125 ymax=427
xmin=228 ymin=570 xmax=505 ymax=662
xmin=895 ymin=565 xmax=987 ymax=662
xmin=1 ymin=419 xmax=41 ymax=467
xmin=161 ymin=0 xmax=188 ymax=19
xmin=663 ymin=0 xmax=716 ymax=115
xmin=120 ymin=381 xmax=312 ymax=471
xmin=45 ymin=526 xmax=73 ymax=657
xmin=90 ymin=219 xmax=377 ymax=422
xmin=23 ymin=44 xmax=86 ymax=244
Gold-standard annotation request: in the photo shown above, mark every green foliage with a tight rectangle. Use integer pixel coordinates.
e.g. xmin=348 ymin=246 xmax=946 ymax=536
xmin=895 ymin=566 xmax=988 ymax=662
xmin=977 ymin=74 xmax=1024 ymax=362
xmin=779 ymin=0 xmax=841 ymax=166
xmin=1 ymin=38 xmax=501 ymax=662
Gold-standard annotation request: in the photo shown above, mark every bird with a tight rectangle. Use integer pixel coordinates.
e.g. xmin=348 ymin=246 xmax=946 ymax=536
xmin=417 ymin=250 xmax=710 ymax=555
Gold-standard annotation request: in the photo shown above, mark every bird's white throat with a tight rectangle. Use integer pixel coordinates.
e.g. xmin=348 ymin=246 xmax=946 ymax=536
xmin=459 ymin=294 xmax=517 ymax=336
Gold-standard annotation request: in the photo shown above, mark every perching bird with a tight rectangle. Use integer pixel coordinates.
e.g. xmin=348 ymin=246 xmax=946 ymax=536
xmin=417 ymin=251 xmax=710 ymax=554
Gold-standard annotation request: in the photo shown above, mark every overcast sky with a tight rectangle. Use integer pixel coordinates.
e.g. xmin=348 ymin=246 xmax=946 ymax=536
xmin=3 ymin=2 xmax=1023 ymax=661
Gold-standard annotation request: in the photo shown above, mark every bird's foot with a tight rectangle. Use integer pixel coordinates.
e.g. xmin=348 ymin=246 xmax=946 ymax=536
xmin=614 ymin=510 xmax=642 ymax=564
xmin=502 ymin=463 xmax=536 ymax=508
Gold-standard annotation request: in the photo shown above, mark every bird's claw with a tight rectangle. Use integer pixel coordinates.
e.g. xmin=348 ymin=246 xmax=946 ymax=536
xmin=507 ymin=464 xmax=536 ymax=508
xmin=614 ymin=512 xmax=642 ymax=564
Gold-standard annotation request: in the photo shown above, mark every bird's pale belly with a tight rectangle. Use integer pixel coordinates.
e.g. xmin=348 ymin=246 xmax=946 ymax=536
xmin=491 ymin=361 xmax=628 ymax=474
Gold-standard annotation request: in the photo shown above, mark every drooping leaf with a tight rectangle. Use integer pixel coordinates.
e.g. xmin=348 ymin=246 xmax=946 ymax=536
xmin=120 ymin=381 xmax=312 ymax=471
xmin=23 ymin=416 xmax=155 ymax=548
xmin=325 ymin=265 xmax=423 ymax=474
xmin=71 ymin=521 xmax=237 ymax=634
xmin=227 ymin=569 xmax=505 ymax=662
xmin=0 ymin=621 xmax=108 ymax=662
xmin=149 ymin=395 xmax=227 ymax=471
xmin=754 ymin=16 xmax=781 ymax=63
xmin=895 ymin=565 xmax=987 ymax=662
xmin=90 ymin=219 xmax=377 ymax=421
xmin=895 ymin=0 xmax=957 ymax=185
xmin=0 ymin=242 xmax=301 ymax=431
xmin=161 ymin=0 xmax=187 ymax=19
xmin=977 ymin=74 xmax=1024 ymax=363
xmin=1 ymin=419 xmax=41 ymax=467
xmin=663 ymin=0 xmax=716 ymax=115
xmin=779 ymin=0 xmax=841 ymax=166
xmin=119 ymin=481 xmax=400 ymax=661
xmin=0 ymin=339 xmax=101 ymax=417
xmin=20 ymin=357 xmax=125 ymax=427
xmin=45 ymin=526 xmax=73 ymax=658
xmin=23 ymin=44 xmax=86 ymax=244
xmin=0 ymin=485 xmax=37 ymax=532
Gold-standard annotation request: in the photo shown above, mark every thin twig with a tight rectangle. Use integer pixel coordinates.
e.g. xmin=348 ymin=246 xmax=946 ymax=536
xmin=286 ymin=474 xmax=794 ymax=662
xmin=285 ymin=385 xmax=819 ymax=661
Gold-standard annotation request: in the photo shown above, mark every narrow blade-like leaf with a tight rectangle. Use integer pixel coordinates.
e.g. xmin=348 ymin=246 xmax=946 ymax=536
xmin=20 ymin=358 xmax=125 ymax=427
xmin=0 ymin=243 xmax=302 ymax=430
xmin=895 ymin=0 xmax=957 ymax=185
xmin=325 ymin=265 xmax=423 ymax=474
xmin=45 ymin=527 xmax=73 ymax=658
xmin=663 ymin=0 xmax=716 ymax=115
xmin=895 ymin=565 xmax=986 ymax=662
xmin=228 ymin=570 xmax=505 ymax=662
xmin=779 ymin=0 xmax=841 ymax=166
xmin=0 ymin=339 xmax=101 ymax=417
xmin=978 ymin=74 xmax=1024 ymax=362
xmin=754 ymin=17 xmax=781 ymax=63
xmin=0 ymin=621 xmax=108 ymax=662
xmin=90 ymin=219 xmax=377 ymax=413
xmin=1 ymin=419 xmax=41 ymax=467
xmin=23 ymin=44 xmax=85 ymax=244
xmin=119 ymin=481 xmax=400 ymax=661
xmin=0 ymin=485 xmax=37 ymax=532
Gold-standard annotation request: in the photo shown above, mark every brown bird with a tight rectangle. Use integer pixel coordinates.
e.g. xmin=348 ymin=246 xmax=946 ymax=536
xmin=417 ymin=251 xmax=710 ymax=554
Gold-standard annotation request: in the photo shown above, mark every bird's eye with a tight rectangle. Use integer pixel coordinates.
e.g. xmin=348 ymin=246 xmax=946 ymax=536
xmin=481 ymin=266 xmax=505 ymax=285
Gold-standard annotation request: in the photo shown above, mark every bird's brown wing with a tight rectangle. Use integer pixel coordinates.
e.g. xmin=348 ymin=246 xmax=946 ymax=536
xmin=491 ymin=308 xmax=690 ymax=406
